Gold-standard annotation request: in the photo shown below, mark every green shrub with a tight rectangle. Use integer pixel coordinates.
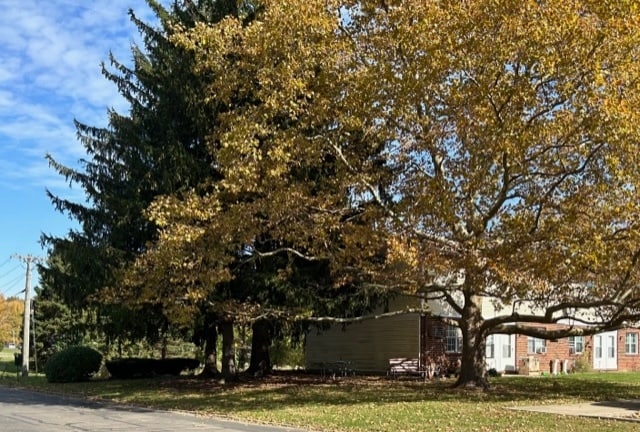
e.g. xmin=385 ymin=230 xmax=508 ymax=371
xmin=487 ymin=368 xmax=501 ymax=377
xmin=105 ymin=358 xmax=200 ymax=379
xmin=44 ymin=346 xmax=103 ymax=383
xmin=270 ymin=339 xmax=304 ymax=368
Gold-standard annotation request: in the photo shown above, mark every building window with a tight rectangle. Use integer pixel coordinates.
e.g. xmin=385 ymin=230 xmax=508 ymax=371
xmin=503 ymin=338 xmax=512 ymax=358
xmin=625 ymin=333 xmax=638 ymax=355
xmin=568 ymin=336 xmax=584 ymax=354
xmin=446 ymin=325 xmax=462 ymax=353
xmin=486 ymin=335 xmax=494 ymax=359
xmin=431 ymin=326 xmax=444 ymax=338
xmin=608 ymin=335 xmax=615 ymax=358
xmin=527 ymin=336 xmax=546 ymax=354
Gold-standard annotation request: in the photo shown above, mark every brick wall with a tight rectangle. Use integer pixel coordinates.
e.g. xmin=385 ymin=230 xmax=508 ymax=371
xmin=514 ymin=324 xmax=591 ymax=374
xmin=421 ymin=317 xmax=461 ymax=372
xmin=515 ymin=325 xmax=640 ymax=372
xmin=617 ymin=328 xmax=640 ymax=372
xmin=422 ymin=319 xmax=640 ymax=373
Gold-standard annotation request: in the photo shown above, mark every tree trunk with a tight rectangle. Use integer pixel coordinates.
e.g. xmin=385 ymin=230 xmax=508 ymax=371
xmin=198 ymin=321 xmax=220 ymax=378
xmin=246 ymin=319 xmax=272 ymax=377
xmin=454 ymin=292 xmax=489 ymax=389
xmin=220 ymin=321 xmax=236 ymax=381
xmin=161 ymin=336 xmax=168 ymax=360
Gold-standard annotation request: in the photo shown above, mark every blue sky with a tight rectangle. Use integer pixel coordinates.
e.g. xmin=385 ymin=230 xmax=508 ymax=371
xmin=0 ymin=0 xmax=166 ymax=296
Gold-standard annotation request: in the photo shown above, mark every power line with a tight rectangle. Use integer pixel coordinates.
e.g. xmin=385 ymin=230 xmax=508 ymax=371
xmin=0 ymin=257 xmax=11 ymax=268
xmin=0 ymin=263 xmax=22 ymax=279
xmin=1 ymin=273 xmax=25 ymax=295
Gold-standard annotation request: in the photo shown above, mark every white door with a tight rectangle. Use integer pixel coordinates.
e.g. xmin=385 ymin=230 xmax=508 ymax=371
xmin=593 ymin=331 xmax=617 ymax=370
xmin=485 ymin=334 xmax=516 ymax=373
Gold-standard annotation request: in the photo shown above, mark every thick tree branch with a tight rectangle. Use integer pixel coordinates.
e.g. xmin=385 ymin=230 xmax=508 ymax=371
xmin=492 ymin=319 xmax=637 ymax=339
xmin=441 ymin=290 xmax=464 ymax=316
xmin=479 ymin=151 xmax=511 ymax=234
xmin=250 ymin=307 xmax=431 ymax=324
xmin=482 ymin=296 xmax=640 ymax=338
xmin=246 ymin=247 xmax=319 ymax=262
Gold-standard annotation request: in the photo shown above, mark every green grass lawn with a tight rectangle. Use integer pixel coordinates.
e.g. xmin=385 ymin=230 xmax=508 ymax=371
xmin=0 ymin=348 xmax=42 ymax=378
xmin=1 ymin=371 xmax=639 ymax=431
xmin=0 ymin=348 xmax=17 ymax=360
xmin=0 ymin=348 xmax=19 ymax=376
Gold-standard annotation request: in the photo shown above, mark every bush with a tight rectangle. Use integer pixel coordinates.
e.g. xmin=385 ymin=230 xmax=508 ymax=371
xmin=105 ymin=358 xmax=154 ymax=379
xmin=487 ymin=368 xmax=501 ymax=377
xmin=270 ymin=339 xmax=304 ymax=369
xmin=105 ymin=358 xmax=200 ymax=379
xmin=572 ymin=354 xmax=592 ymax=373
xmin=44 ymin=346 xmax=103 ymax=383
xmin=154 ymin=358 xmax=200 ymax=375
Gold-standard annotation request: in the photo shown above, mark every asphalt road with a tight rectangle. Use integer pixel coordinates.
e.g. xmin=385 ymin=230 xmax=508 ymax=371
xmin=0 ymin=386 xmax=304 ymax=432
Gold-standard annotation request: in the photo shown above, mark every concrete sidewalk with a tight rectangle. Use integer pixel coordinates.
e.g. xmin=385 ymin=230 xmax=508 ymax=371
xmin=511 ymin=400 xmax=640 ymax=422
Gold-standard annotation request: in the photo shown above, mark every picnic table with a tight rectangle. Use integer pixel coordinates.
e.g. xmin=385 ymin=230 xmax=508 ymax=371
xmin=321 ymin=360 xmax=354 ymax=378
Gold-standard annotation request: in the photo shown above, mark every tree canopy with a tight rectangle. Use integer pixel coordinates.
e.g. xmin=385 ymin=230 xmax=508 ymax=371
xmin=0 ymin=295 xmax=23 ymax=345
xmin=124 ymin=0 xmax=640 ymax=387
xmin=44 ymin=0 xmax=378 ymax=379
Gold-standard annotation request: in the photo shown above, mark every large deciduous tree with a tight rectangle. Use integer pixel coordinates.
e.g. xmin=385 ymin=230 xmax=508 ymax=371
xmin=115 ymin=0 xmax=395 ymax=380
xmin=153 ymin=0 xmax=640 ymax=388
xmin=46 ymin=0 xmax=332 ymax=379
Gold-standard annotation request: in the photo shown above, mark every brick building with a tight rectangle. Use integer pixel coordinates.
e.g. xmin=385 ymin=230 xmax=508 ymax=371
xmin=418 ymin=319 xmax=640 ymax=374
xmin=305 ymin=295 xmax=640 ymax=374
xmin=512 ymin=326 xmax=640 ymax=374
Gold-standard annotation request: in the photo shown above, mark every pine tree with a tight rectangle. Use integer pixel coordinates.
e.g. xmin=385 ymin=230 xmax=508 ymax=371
xmin=42 ymin=0 xmax=234 ymax=353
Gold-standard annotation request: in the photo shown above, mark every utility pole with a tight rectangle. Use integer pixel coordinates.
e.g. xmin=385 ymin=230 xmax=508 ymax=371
xmin=31 ymin=298 xmax=38 ymax=374
xmin=12 ymin=254 xmax=41 ymax=377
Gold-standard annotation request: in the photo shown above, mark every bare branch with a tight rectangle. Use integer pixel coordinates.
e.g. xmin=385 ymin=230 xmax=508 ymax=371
xmin=441 ymin=290 xmax=464 ymax=316
xmin=248 ymin=247 xmax=319 ymax=262
xmin=480 ymin=151 xmax=511 ymax=234
xmin=324 ymin=137 xmax=463 ymax=254
xmin=529 ymin=141 xmax=605 ymax=234
xmin=482 ymin=295 xmax=640 ymax=337
xmin=252 ymin=307 xmax=431 ymax=324
xmin=492 ymin=322 xmax=631 ymax=339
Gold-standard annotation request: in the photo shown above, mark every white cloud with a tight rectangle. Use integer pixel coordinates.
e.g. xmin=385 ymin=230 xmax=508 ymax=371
xmin=0 ymin=0 xmax=166 ymax=192
xmin=0 ymin=0 xmax=178 ymax=280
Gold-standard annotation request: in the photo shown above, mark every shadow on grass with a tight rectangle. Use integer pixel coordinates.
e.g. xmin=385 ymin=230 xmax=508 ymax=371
xmin=3 ymin=371 xmax=639 ymax=414
xmin=80 ymin=372 xmax=640 ymax=413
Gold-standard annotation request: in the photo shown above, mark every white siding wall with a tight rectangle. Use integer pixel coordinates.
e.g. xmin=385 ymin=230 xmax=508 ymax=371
xmin=305 ymin=296 xmax=420 ymax=372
